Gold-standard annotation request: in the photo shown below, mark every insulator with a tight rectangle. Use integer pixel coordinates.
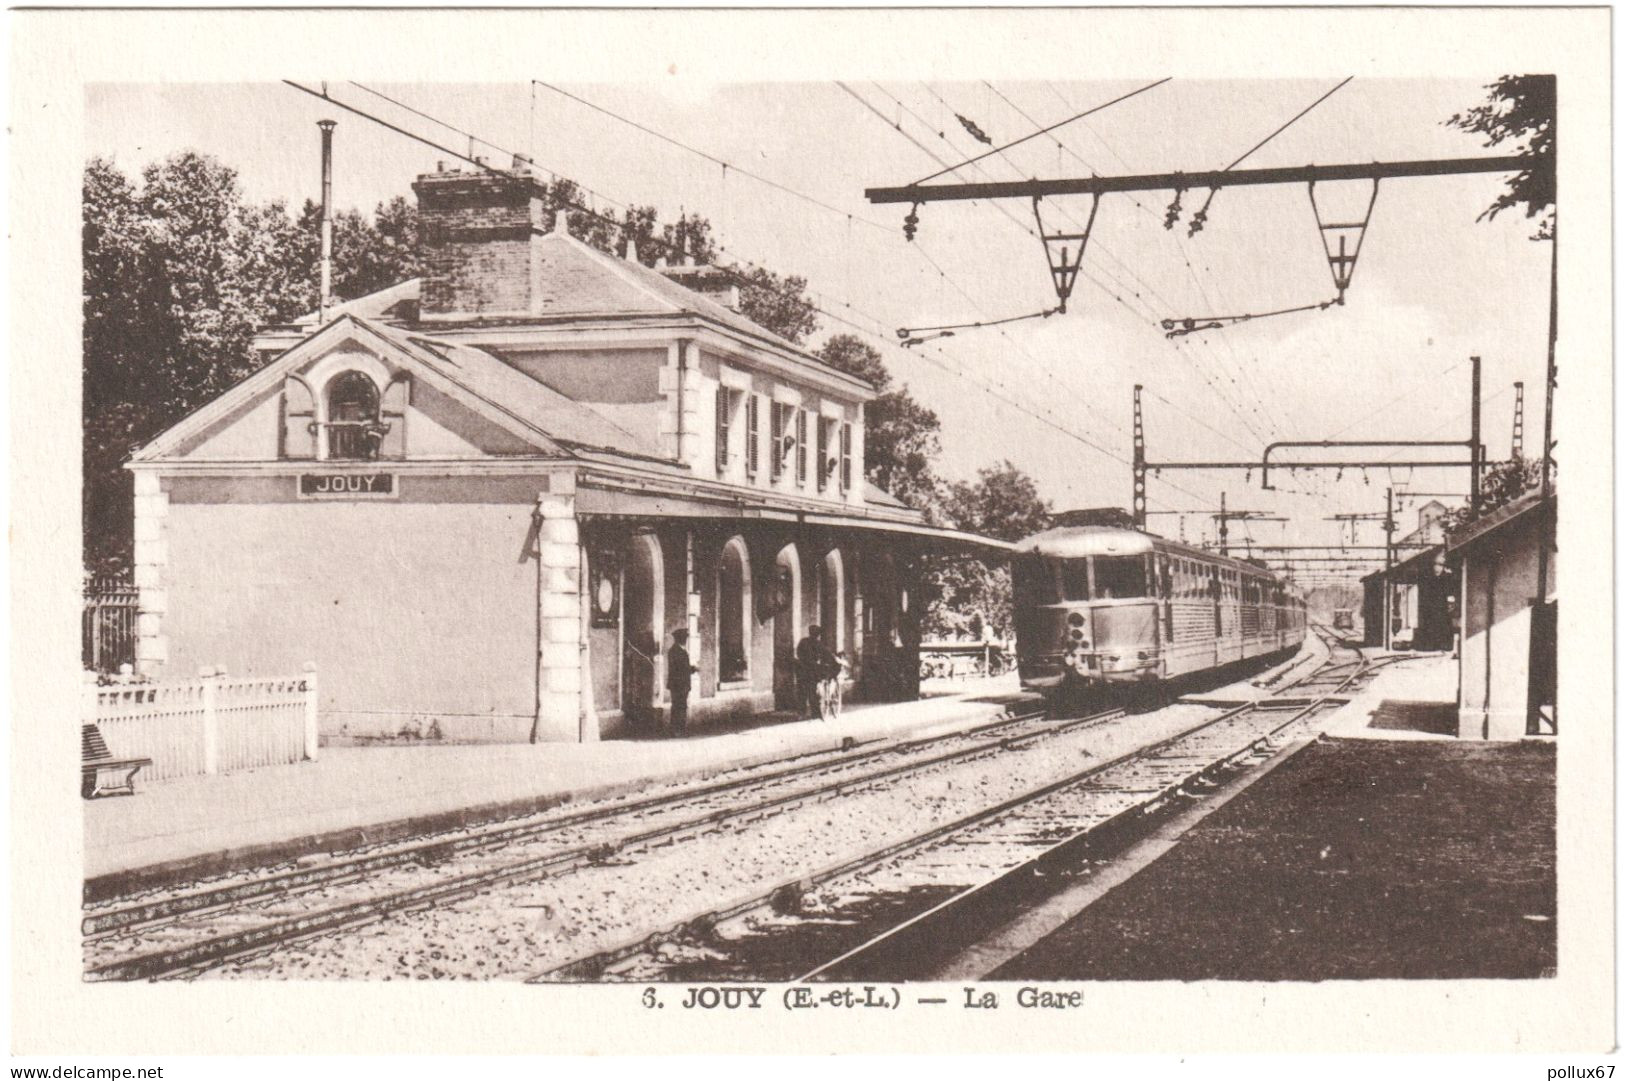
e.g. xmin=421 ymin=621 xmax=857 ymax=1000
xmin=1164 ymin=190 xmax=1184 ymax=230
xmin=903 ymin=203 xmax=920 ymax=242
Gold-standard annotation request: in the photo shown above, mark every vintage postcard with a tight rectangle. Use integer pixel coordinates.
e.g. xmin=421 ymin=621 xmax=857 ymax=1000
xmin=9 ymin=5 xmax=1614 ymax=1061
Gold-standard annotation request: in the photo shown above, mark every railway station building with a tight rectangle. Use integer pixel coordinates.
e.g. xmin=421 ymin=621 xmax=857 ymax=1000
xmin=125 ymin=161 xmax=1005 ymax=743
xmin=1447 ymin=488 xmax=1556 ymax=740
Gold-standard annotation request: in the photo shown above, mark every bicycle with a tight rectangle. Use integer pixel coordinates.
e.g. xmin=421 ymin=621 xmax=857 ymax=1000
xmin=816 ymin=674 xmax=843 ymax=722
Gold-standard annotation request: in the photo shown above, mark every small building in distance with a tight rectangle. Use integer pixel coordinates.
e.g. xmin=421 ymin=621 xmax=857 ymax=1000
xmin=1446 ymin=488 xmax=1556 ymax=740
xmin=1361 ymin=501 xmax=1457 ymax=651
xmin=126 ymin=160 xmax=1006 ymax=743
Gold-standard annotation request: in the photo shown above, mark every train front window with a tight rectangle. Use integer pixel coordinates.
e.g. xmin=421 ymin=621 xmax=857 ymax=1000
xmin=1058 ymin=561 xmax=1091 ymax=601
xmin=1013 ymin=556 xmax=1060 ymax=606
xmin=1092 ymin=556 xmax=1148 ymax=599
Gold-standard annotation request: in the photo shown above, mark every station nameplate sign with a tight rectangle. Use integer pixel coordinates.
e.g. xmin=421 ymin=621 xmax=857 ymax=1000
xmin=298 ymin=473 xmax=396 ymax=498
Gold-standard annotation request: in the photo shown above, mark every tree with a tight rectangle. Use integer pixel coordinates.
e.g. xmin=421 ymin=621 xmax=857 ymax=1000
xmin=82 ymin=154 xmax=423 ymax=575
xmin=1440 ymin=457 xmax=1548 ymax=539
xmin=1447 ymin=74 xmax=1555 ymax=239
xmin=924 ymin=461 xmax=1052 ymax=641
xmin=816 ymin=334 xmax=944 ymax=513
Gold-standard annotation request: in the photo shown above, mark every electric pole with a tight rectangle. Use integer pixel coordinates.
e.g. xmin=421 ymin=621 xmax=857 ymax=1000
xmin=1511 ymin=381 xmax=1525 ymax=459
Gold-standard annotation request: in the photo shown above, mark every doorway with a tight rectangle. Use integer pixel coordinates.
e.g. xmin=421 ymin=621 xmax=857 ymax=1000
xmin=622 ymin=533 xmax=663 ymax=733
xmin=772 ymin=544 xmax=801 ymax=710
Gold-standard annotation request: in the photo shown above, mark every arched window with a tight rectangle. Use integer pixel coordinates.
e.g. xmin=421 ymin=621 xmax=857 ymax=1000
xmin=326 ymin=371 xmax=384 ymax=460
xmin=718 ymin=537 xmax=751 ymax=684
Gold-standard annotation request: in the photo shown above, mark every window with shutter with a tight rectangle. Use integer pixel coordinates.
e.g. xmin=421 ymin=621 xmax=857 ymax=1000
xmin=816 ymin=418 xmax=829 ymax=491
xmin=715 ymin=386 xmax=732 ymax=474
xmin=770 ymin=402 xmax=788 ymax=481
xmin=840 ymin=423 xmax=852 ymax=492
xmin=325 ymin=371 xmax=384 ymax=460
xmin=795 ymin=410 xmax=807 ymax=485
xmin=745 ymin=395 xmax=760 ymax=478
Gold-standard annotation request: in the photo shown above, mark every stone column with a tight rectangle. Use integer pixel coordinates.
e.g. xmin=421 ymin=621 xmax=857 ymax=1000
xmin=131 ymin=471 xmax=169 ymax=676
xmin=658 ymin=340 xmax=706 ymax=467
xmin=534 ymin=472 xmax=586 ymax=742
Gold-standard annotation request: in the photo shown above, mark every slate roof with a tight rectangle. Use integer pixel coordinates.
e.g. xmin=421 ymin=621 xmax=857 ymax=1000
xmin=267 ymin=225 xmax=860 ymax=388
xmin=367 ymin=322 xmax=662 ymax=459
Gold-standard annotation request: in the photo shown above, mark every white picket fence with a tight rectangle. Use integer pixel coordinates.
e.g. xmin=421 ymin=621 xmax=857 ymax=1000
xmin=85 ymin=666 xmax=319 ymax=782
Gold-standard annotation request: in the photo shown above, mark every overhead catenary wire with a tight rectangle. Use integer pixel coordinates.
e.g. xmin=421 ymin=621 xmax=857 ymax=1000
xmin=911 ymin=77 xmax=1172 ymax=186
xmin=871 ymin=82 xmax=1271 ymax=450
xmin=957 ymin=79 xmax=1281 ymax=449
xmin=532 ymin=80 xmax=899 ymax=238
xmin=289 ymin=80 xmax=1152 ymax=489
xmin=306 ymin=80 xmax=1343 ymax=534
xmin=532 ymin=78 xmax=1123 ymax=432
xmin=1183 ymin=77 xmax=1354 ymax=236
xmin=897 ymin=306 xmax=1060 ymax=340
xmin=974 ymin=80 xmax=1281 ymax=447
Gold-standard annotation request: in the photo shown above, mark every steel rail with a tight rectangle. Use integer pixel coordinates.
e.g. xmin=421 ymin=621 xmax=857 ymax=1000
xmin=793 ymin=634 xmax=1374 ymax=981
xmin=87 ymin=705 xmax=1138 ymax=981
xmin=83 ymin=702 xmax=1054 ymax=936
xmin=537 ymin=634 xmax=1352 ymax=983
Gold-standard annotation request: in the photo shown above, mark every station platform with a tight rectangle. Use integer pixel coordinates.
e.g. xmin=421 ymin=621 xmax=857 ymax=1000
xmin=989 ymin=733 xmax=1556 ymax=981
xmin=83 ymin=675 xmax=1035 ymax=896
xmin=959 ymin=652 xmax=1556 ymax=982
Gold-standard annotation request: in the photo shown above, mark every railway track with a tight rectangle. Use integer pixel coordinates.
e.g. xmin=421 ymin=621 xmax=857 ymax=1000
xmin=543 ymin=629 xmax=1382 ymax=983
xmin=84 ymin=697 xmax=1129 ymax=981
xmin=85 ymin=629 xmax=1383 ymax=983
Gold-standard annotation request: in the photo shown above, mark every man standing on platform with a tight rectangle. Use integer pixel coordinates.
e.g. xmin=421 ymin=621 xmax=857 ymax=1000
xmin=666 ymin=628 xmax=698 ymax=737
xmin=797 ymin=625 xmax=838 ymax=720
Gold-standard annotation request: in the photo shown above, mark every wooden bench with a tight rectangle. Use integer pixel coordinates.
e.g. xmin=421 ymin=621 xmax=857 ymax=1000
xmin=82 ymin=723 xmax=151 ymax=799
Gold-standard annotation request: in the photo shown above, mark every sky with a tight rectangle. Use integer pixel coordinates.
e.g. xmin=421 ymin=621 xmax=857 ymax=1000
xmin=85 ymin=77 xmax=1552 ymax=579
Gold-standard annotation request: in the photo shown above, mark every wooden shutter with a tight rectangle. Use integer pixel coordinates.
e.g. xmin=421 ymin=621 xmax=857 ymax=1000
xmin=746 ymin=395 xmax=760 ymax=477
xmin=840 ymin=423 xmax=852 ymax=491
xmin=795 ymin=410 xmax=807 ymax=485
xmin=770 ymin=403 xmax=784 ymax=480
xmin=715 ymin=386 xmax=731 ymax=473
xmin=816 ymin=418 xmax=829 ymax=490
xmin=280 ymin=376 xmax=315 ymax=460
xmin=380 ymin=374 xmax=411 ymax=460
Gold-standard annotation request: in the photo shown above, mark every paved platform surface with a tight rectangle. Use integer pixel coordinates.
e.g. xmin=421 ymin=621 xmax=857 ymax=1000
xmin=990 ymin=733 xmax=1556 ymax=980
xmin=84 ymin=677 xmax=1034 ymax=891
xmin=1319 ymin=651 xmax=1460 ymax=739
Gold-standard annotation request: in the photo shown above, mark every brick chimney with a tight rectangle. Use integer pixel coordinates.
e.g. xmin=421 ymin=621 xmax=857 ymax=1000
xmin=658 ymin=262 xmax=742 ymax=312
xmin=411 ymin=164 xmax=546 ymax=320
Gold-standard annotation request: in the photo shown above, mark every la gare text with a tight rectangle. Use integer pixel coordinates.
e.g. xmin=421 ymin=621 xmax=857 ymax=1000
xmin=668 ymin=986 xmax=1086 ymax=1010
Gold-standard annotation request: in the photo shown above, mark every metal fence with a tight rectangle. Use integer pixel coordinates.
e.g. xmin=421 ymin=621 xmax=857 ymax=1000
xmin=919 ymin=641 xmax=1011 ymax=681
xmin=83 ymin=577 xmax=139 ymax=674
xmin=85 ymin=667 xmax=319 ymax=782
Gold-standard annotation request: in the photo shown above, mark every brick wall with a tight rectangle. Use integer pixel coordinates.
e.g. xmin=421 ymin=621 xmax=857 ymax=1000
xmin=412 ymin=169 xmax=546 ymax=318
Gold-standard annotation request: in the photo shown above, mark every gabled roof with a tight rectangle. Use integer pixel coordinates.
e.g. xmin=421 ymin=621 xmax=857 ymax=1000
xmin=366 ymin=324 xmax=659 ymax=458
xmin=257 ymin=221 xmax=871 ymax=394
xmin=135 ymin=314 xmax=657 ymax=464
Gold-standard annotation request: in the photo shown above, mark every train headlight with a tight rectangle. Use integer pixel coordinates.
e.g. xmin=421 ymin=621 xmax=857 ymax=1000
xmin=1067 ymin=613 xmax=1085 ymax=627
xmin=1070 ymin=628 xmax=1084 ymax=640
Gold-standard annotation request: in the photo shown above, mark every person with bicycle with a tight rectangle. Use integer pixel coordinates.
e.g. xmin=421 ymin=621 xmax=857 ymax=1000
xmin=796 ymin=625 xmax=841 ymax=721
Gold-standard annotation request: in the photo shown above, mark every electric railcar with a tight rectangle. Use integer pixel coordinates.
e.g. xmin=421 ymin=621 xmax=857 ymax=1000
xmin=1013 ymin=519 xmax=1307 ymax=697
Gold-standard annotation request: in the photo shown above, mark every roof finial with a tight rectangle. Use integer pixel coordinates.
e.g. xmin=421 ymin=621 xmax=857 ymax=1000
xmin=552 ymin=208 xmax=572 ymax=236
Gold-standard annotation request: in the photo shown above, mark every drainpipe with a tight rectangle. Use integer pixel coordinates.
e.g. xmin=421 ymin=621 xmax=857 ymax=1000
xmin=531 ymin=493 xmax=545 ymax=744
xmin=318 ymin=119 xmax=336 ymax=323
